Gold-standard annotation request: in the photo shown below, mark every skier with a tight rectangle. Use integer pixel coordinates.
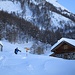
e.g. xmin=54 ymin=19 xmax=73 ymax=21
xmin=14 ymin=47 xmax=21 ymax=54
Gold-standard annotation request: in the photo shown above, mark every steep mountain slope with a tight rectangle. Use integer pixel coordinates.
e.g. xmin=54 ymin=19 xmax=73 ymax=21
xmin=0 ymin=0 xmax=75 ymax=45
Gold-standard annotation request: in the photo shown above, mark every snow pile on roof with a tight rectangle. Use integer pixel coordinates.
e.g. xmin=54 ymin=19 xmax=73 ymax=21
xmin=0 ymin=41 xmax=3 ymax=46
xmin=50 ymin=38 xmax=75 ymax=51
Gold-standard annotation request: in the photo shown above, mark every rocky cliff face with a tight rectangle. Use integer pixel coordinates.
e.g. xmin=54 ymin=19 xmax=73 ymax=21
xmin=18 ymin=0 xmax=75 ymax=29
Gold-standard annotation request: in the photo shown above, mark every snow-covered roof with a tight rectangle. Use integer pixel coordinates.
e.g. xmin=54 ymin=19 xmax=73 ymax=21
xmin=0 ymin=41 xmax=3 ymax=46
xmin=50 ymin=38 xmax=75 ymax=51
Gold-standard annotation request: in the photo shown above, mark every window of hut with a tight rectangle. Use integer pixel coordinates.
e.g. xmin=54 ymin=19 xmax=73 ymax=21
xmin=63 ymin=45 xmax=68 ymax=49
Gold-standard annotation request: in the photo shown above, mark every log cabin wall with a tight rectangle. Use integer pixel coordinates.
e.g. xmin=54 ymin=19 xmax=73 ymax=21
xmin=54 ymin=52 xmax=75 ymax=59
xmin=54 ymin=43 xmax=75 ymax=54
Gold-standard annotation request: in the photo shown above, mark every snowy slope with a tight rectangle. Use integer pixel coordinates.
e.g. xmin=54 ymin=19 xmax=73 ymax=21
xmin=0 ymin=1 xmax=32 ymax=20
xmin=0 ymin=1 xmax=22 ymax=13
xmin=0 ymin=40 xmax=75 ymax=75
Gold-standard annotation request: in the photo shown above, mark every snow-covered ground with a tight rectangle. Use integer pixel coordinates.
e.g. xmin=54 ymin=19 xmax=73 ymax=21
xmin=0 ymin=40 xmax=75 ymax=75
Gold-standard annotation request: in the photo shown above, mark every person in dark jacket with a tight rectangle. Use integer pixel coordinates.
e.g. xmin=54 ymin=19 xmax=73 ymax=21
xmin=14 ymin=47 xmax=21 ymax=54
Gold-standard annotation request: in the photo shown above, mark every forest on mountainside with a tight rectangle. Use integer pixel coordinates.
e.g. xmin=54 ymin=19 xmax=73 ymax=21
xmin=0 ymin=10 xmax=75 ymax=45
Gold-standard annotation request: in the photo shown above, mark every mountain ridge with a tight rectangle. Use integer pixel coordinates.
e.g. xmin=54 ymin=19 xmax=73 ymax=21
xmin=0 ymin=0 xmax=75 ymax=45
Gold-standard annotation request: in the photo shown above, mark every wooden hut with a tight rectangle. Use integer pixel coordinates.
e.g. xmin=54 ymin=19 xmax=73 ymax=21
xmin=0 ymin=41 xmax=3 ymax=51
xmin=50 ymin=38 xmax=75 ymax=59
